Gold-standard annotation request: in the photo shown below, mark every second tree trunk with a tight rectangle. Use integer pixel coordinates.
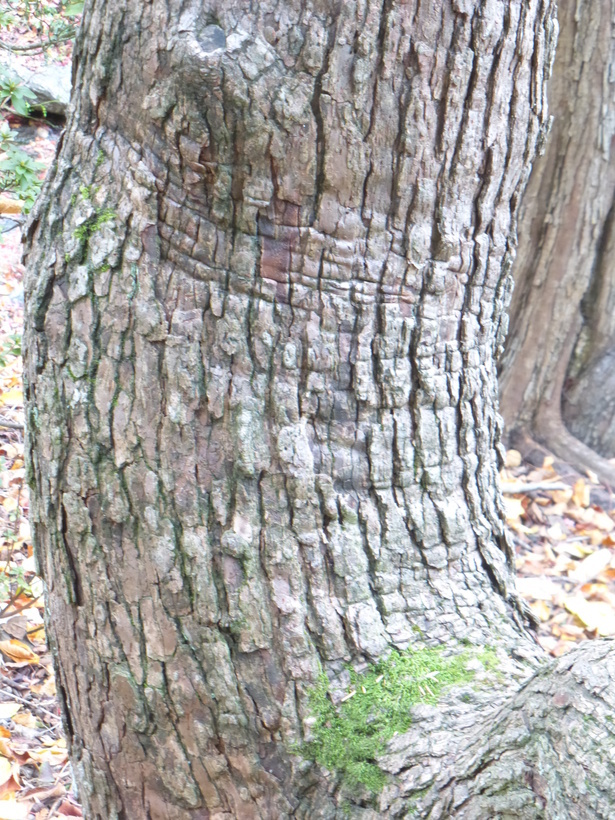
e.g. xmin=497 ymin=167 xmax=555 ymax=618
xmin=500 ymin=0 xmax=615 ymax=479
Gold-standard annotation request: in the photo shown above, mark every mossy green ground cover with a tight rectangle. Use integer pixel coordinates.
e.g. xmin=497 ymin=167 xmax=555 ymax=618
xmin=303 ymin=645 xmax=497 ymax=792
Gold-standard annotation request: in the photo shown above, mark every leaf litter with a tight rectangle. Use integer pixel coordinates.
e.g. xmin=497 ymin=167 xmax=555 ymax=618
xmin=0 ymin=236 xmax=80 ymax=819
xmin=503 ymin=448 xmax=615 ymax=654
xmin=0 ymin=10 xmax=82 ymax=818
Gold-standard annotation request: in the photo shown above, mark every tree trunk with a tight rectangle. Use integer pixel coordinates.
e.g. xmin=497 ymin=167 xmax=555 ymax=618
xmin=25 ymin=1 xmax=615 ymax=818
xmin=499 ymin=0 xmax=615 ymax=479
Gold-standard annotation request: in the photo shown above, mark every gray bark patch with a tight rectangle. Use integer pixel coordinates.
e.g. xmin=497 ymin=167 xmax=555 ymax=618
xmin=198 ymin=24 xmax=226 ymax=53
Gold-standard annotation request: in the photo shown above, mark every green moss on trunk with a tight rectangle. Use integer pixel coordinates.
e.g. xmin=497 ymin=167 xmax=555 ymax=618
xmin=301 ymin=645 xmax=498 ymax=792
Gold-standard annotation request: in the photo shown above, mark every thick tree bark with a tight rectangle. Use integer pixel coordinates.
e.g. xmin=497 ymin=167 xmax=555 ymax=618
xmin=500 ymin=0 xmax=615 ymax=478
xmin=25 ymin=1 xmax=615 ymax=818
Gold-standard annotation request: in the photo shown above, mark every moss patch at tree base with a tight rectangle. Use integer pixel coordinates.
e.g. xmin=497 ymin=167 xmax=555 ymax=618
xmin=301 ymin=645 xmax=498 ymax=793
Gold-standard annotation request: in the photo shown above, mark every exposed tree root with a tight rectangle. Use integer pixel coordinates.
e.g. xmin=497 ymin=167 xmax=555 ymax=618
xmin=375 ymin=640 xmax=615 ymax=819
xmin=294 ymin=640 xmax=615 ymax=817
xmin=508 ymin=412 xmax=615 ymax=490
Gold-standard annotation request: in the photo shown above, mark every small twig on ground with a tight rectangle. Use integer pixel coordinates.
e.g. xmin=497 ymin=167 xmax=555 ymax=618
xmin=0 ymin=592 xmax=42 ymax=619
xmin=0 ymin=34 xmax=74 ymax=54
xmin=0 ymin=674 xmax=28 ymax=692
xmin=501 ymin=481 xmax=570 ymax=494
xmin=0 ymin=419 xmax=23 ymax=431
xmin=0 ymin=685 xmax=60 ymax=721
xmin=47 ymin=795 xmax=64 ymax=818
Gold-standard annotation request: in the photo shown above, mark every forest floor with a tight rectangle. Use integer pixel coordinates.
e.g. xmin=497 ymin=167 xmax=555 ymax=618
xmin=0 ymin=4 xmax=82 ymax=816
xmin=3 ymin=7 xmax=615 ymax=820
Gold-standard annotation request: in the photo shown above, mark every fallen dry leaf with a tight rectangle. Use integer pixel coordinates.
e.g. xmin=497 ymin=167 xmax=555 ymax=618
xmin=0 ymin=390 xmax=23 ymax=409
xmin=589 ymin=529 xmax=608 ymax=546
xmin=553 ymin=622 xmax=585 ymax=638
xmin=505 ymin=449 xmax=522 ymax=468
xmin=0 ymin=799 xmax=30 ymax=820
xmin=504 ymin=497 xmax=525 ymax=522
xmin=529 ymin=600 xmax=551 ymax=621
xmin=572 ymin=478 xmax=590 ymax=508
xmin=12 ymin=712 xmax=37 ymax=729
xmin=0 ymin=198 xmax=23 ymax=216
xmin=56 ymin=801 xmax=82 ymax=817
xmin=568 ymin=508 xmax=614 ymax=532
xmin=564 ymin=596 xmax=615 ymax=636
xmin=551 ymin=487 xmax=573 ymax=504
xmin=18 ymin=783 xmax=64 ymax=801
xmin=31 ymin=677 xmax=55 ymax=698
xmin=568 ymin=548 xmax=613 ymax=585
xmin=551 ymin=639 xmax=576 ymax=657
xmin=0 ymin=759 xmax=11 ymax=789
xmin=0 ymin=741 xmax=13 ymax=763
xmin=0 ymin=706 xmax=20 ymax=722
xmin=0 ymin=499 xmax=17 ymax=514
xmin=552 ymin=541 xmax=589 ymax=558
xmin=515 ymin=577 xmax=561 ymax=601
xmin=26 ymin=627 xmax=45 ymax=645
xmin=0 ymin=771 xmax=19 ymax=800
xmin=546 ymin=522 xmax=566 ymax=541
xmin=27 ymin=739 xmax=68 ymax=767
xmin=0 ymin=642 xmax=39 ymax=665
xmin=580 ymin=583 xmax=615 ymax=603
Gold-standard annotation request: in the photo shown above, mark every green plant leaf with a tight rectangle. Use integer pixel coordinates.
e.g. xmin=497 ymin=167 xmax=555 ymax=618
xmin=64 ymin=2 xmax=84 ymax=15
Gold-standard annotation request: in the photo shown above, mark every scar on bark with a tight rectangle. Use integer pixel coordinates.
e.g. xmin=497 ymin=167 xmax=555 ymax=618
xmin=257 ymin=199 xmax=301 ymax=287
